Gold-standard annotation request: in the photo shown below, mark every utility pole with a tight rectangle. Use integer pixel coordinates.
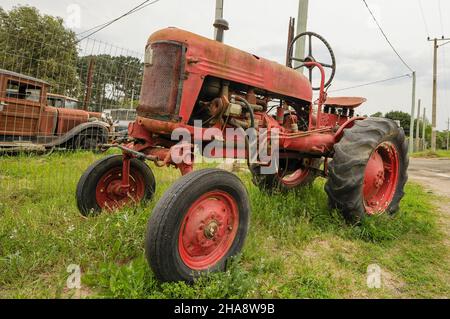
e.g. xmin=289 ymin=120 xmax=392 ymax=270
xmin=422 ymin=108 xmax=426 ymax=151
xmin=214 ymin=0 xmax=224 ymax=39
xmin=428 ymin=36 xmax=450 ymax=152
xmin=408 ymin=71 xmax=416 ymax=154
xmin=415 ymin=99 xmax=421 ymax=152
xmin=294 ymin=0 xmax=309 ymax=69
xmin=447 ymin=118 xmax=450 ymax=151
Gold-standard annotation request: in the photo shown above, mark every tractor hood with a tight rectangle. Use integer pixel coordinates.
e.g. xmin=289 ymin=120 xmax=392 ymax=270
xmin=147 ymin=28 xmax=313 ymax=104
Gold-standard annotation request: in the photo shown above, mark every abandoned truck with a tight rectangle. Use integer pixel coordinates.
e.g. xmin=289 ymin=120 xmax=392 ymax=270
xmin=76 ymin=23 xmax=409 ymax=282
xmin=0 ymin=69 xmax=109 ymax=151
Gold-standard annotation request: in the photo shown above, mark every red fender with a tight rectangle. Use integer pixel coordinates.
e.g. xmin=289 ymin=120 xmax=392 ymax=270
xmin=334 ymin=116 xmax=366 ymax=143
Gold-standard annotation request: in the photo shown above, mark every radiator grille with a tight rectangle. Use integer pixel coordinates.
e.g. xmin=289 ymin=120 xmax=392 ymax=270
xmin=138 ymin=42 xmax=183 ymax=118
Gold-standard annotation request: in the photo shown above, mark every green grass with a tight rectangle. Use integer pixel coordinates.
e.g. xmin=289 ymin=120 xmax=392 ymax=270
xmin=411 ymin=150 xmax=450 ymax=158
xmin=0 ymin=152 xmax=449 ymax=298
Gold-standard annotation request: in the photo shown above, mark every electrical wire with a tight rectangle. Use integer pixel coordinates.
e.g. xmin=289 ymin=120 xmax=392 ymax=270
xmin=362 ymin=0 xmax=414 ymax=73
xmin=438 ymin=0 xmax=445 ymax=36
xmin=418 ymin=0 xmax=430 ymax=38
xmin=76 ymin=0 xmax=161 ymax=43
xmin=329 ymin=74 xmax=411 ymax=92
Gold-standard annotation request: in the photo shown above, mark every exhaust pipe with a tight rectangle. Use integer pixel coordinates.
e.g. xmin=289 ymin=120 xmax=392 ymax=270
xmin=214 ymin=18 xmax=229 ymax=43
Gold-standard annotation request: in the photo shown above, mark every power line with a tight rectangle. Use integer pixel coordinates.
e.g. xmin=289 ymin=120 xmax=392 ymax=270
xmin=418 ymin=0 xmax=430 ymax=38
xmin=438 ymin=0 xmax=445 ymax=36
xmin=76 ymin=0 xmax=161 ymax=43
xmin=362 ymin=0 xmax=414 ymax=73
xmin=329 ymin=74 xmax=411 ymax=92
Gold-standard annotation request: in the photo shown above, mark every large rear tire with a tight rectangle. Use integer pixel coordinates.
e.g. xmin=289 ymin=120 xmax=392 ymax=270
xmin=145 ymin=168 xmax=250 ymax=282
xmin=76 ymin=155 xmax=156 ymax=216
xmin=325 ymin=118 xmax=408 ymax=223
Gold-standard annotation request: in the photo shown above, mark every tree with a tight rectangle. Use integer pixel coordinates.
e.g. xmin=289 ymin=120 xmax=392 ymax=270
xmin=370 ymin=112 xmax=383 ymax=118
xmin=0 ymin=6 xmax=80 ymax=95
xmin=385 ymin=110 xmax=411 ymax=135
xmin=78 ymin=54 xmax=143 ymax=111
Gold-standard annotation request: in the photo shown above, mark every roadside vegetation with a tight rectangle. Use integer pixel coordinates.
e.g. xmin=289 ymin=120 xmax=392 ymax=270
xmin=411 ymin=150 xmax=450 ymax=159
xmin=0 ymin=152 xmax=449 ymax=298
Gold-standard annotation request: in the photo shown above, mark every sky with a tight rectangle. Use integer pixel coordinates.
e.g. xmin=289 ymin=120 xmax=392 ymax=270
xmin=1 ymin=0 xmax=449 ymax=130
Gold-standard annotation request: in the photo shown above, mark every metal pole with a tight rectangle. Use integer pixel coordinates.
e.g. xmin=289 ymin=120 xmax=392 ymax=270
xmin=214 ymin=0 xmax=224 ymax=39
xmin=422 ymin=108 xmax=426 ymax=151
xmin=431 ymin=38 xmax=438 ymax=152
xmin=295 ymin=0 xmax=309 ymax=70
xmin=447 ymin=118 xmax=449 ymax=151
xmin=83 ymin=57 xmax=95 ymax=111
xmin=427 ymin=36 xmax=450 ymax=151
xmin=409 ymin=71 xmax=416 ymax=154
xmin=286 ymin=17 xmax=296 ymax=67
xmin=415 ymin=99 xmax=421 ymax=152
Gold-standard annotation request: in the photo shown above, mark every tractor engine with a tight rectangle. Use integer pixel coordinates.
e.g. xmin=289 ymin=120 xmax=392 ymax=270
xmin=135 ymin=28 xmax=314 ymax=137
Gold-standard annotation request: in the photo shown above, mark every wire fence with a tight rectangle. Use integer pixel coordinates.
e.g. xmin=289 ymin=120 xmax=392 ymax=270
xmin=0 ymin=30 xmax=144 ymax=194
xmin=0 ymin=29 xmax=143 ymax=145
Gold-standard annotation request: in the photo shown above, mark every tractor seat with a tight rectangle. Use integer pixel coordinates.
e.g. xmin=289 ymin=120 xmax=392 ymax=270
xmin=324 ymin=97 xmax=367 ymax=109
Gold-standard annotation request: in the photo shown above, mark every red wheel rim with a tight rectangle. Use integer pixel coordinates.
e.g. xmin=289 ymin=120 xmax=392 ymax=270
xmin=279 ymin=159 xmax=312 ymax=187
xmin=178 ymin=191 xmax=239 ymax=270
xmin=95 ymin=167 xmax=146 ymax=211
xmin=363 ymin=142 xmax=399 ymax=215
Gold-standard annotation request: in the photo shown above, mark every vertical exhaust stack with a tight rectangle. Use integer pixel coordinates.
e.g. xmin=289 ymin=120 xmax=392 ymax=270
xmin=214 ymin=19 xmax=229 ymax=43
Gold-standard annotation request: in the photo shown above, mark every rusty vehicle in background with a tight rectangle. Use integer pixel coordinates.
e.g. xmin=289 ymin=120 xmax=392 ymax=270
xmin=0 ymin=69 xmax=109 ymax=152
xmin=76 ymin=20 xmax=409 ymax=282
xmin=47 ymin=93 xmax=101 ymax=118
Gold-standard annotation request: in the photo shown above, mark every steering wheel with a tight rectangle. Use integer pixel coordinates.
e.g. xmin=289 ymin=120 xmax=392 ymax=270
xmin=288 ymin=32 xmax=336 ymax=91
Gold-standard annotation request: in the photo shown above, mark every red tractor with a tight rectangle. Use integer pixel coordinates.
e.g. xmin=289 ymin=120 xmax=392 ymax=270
xmin=76 ymin=22 xmax=408 ymax=282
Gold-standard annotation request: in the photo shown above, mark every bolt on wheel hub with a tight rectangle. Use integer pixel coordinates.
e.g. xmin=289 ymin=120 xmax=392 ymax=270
xmin=178 ymin=191 xmax=239 ymax=270
xmin=204 ymin=221 xmax=219 ymax=239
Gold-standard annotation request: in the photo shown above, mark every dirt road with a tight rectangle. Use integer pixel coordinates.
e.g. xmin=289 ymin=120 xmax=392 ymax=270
xmin=408 ymin=157 xmax=450 ymax=198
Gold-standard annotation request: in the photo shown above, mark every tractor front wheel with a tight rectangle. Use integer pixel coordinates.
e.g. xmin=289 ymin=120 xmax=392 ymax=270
xmin=145 ymin=168 xmax=250 ymax=282
xmin=76 ymin=155 xmax=156 ymax=216
xmin=325 ymin=118 xmax=408 ymax=222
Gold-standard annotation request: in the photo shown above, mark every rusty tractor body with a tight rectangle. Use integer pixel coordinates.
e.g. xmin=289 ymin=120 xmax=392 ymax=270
xmin=77 ymin=25 xmax=408 ymax=282
xmin=0 ymin=69 xmax=109 ymax=152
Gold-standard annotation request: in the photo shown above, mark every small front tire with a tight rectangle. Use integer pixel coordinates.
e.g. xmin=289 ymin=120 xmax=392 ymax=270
xmin=76 ymin=155 xmax=156 ymax=216
xmin=145 ymin=168 xmax=250 ymax=282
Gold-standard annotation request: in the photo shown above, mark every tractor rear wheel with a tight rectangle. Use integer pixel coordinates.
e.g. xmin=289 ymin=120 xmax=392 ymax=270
xmin=76 ymin=155 xmax=156 ymax=216
xmin=145 ymin=168 xmax=250 ymax=282
xmin=325 ymin=118 xmax=408 ymax=222
xmin=251 ymin=158 xmax=321 ymax=193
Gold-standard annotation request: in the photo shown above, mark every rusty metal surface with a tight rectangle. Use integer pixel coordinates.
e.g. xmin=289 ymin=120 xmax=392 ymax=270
xmin=324 ymin=97 xmax=367 ymax=108
xmin=0 ymin=68 xmax=49 ymax=86
xmin=83 ymin=57 xmax=95 ymax=111
xmin=145 ymin=28 xmax=313 ymax=122
xmin=55 ymin=108 xmax=89 ymax=135
xmin=138 ymin=41 xmax=184 ymax=118
xmin=286 ymin=17 xmax=296 ymax=67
